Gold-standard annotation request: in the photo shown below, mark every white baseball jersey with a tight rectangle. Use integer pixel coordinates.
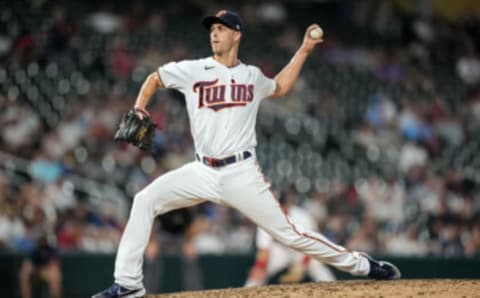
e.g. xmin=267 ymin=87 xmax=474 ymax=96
xmin=158 ymin=57 xmax=276 ymax=157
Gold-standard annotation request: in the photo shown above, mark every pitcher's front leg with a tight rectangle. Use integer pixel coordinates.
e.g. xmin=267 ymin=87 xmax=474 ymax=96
xmin=222 ymin=161 xmax=369 ymax=276
xmin=114 ymin=162 xmax=219 ymax=289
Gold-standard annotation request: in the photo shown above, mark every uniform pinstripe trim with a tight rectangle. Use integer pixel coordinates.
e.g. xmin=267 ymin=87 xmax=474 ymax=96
xmin=254 ymin=161 xmax=349 ymax=254
xmin=254 ymin=161 xmax=271 ymax=189
xmin=281 ymin=205 xmax=348 ymax=253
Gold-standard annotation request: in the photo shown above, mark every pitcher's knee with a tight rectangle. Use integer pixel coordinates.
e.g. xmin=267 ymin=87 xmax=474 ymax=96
xmin=132 ymin=191 xmax=156 ymax=214
xmin=132 ymin=191 xmax=171 ymax=217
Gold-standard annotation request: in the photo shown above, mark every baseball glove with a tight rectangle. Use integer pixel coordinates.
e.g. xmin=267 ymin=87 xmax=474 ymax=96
xmin=114 ymin=108 xmax=157 ymax=150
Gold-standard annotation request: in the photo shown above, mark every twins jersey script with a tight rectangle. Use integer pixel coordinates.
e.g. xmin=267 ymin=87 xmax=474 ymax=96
xmin=113 ymin=56 xmax=370 ymax=291
xmin=159 ymin=57 xmax=276 ymax=157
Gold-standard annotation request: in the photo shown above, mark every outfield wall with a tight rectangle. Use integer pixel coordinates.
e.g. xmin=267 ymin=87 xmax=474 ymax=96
xmin=0 ymin=252 xmax=479 ymax=298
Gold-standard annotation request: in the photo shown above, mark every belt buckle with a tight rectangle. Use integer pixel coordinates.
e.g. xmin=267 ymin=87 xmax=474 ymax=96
xmin=205 ymin=157 xmax=213 ymax=167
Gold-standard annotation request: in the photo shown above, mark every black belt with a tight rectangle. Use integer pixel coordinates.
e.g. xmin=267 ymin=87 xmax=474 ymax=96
xmin=196 ymin=151 xmax=252 ymax=168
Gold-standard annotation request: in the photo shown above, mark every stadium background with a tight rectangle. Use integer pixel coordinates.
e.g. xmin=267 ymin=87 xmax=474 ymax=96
xmin=1 ymin=0 xmax=480 ymax=297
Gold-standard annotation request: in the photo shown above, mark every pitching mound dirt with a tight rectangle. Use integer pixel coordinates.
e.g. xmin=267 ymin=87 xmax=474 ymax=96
xmin=150 ymin=279 xmax=480 ymax=298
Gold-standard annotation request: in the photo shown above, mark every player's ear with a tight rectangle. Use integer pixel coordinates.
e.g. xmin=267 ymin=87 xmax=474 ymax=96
xmin=234 ymin=31 xmax=242 ymax=42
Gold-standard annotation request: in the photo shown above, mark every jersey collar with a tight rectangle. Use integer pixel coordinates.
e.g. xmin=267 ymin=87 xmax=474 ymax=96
xmin=208 ymin=57 xmax=243 ymax=70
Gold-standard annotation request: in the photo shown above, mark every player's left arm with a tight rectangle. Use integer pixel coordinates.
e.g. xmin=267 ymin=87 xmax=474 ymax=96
xmin=270 ymin=24 xmax=323 ymax=98
xmin=134 ymin=72 xmax=164 ymax=114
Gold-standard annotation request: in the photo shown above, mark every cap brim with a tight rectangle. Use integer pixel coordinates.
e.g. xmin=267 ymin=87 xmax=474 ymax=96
xmin=202 ymin=16 xmax=236 ymax=31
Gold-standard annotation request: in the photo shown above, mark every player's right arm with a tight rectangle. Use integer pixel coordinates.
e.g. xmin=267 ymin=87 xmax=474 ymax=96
xmin=133 ymin=72 xmax=164 ymax=114
xmin=270 ymin=24 xmax=323 ymax=98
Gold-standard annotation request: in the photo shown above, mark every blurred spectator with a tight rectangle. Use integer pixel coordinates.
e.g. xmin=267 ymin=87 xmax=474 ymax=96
xmin=456 ymin=50 xmax=480 ymax=85
xmin=46 ymin=7 xmax=75 ymax=57
xmin=398 ymin=142 xmax=428 ymax=173
xmin=43 ymin=178 xmax=76 ymax=213
xmin=357 ymin=175 xmax=406 ymax=225
xmin=346 ymin=216 xmax=380 ymax=254
xmin=1 ymin=101 xmax=41 ymax=153
xmin=322 ymin=213 xmax=351 ymax=246
xmin=56 ymin=216 xmax=81 ymax=251
xmin=365 ymin=94 xmax=397 ymax=129
xmin=0 ymin=0 xmax=479 ymax=261
xmin=11 ymin=29 xmax=38 ymax=65
xmin=29 ymin=139 xmax=65 ymax=184
xmin=0 ymin=201 xmax=26 ymax=250
xmin=108 ymin=37 xmax=135 ymax=80
xmin=386 ymin=224 xmax=428 ymax=256
xmin=257 ymin=2 xmax=287 ymax=24
xmin=465 ymin=224 xmax=480 ymax=257
xmin=86 ymin=9 xmax=121 ymax=34
xmin=302 ymin=191 xmax=328 ymax=225
xmin=19 ymin=234 xmax=62 ymax=298
xmin=144 ymin=208 xmax=204 ymax=294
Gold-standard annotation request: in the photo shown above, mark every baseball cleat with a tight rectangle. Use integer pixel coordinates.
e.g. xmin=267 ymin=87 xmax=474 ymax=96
xmin=366 ymin=257 xmax=401 ymax=280
xmin=91 ymin=283 xmax=146 ymax=298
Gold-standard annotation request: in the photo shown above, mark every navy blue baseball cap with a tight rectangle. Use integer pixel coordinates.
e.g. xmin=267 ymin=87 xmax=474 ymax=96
xmin=202 ymin=10 xmax=244 ymax=33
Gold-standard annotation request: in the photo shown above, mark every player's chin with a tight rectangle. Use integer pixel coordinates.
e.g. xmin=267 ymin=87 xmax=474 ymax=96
xmin=211 ymin=44 xmax=222 ymax=53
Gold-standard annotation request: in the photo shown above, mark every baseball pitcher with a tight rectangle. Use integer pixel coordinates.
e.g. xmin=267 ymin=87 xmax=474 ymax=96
xmin=93 ymin=10 xmax=400 ymax=298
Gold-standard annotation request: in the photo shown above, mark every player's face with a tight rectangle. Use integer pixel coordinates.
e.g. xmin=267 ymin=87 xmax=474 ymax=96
xmin=209 ymin=23 xmax=239 ymax=55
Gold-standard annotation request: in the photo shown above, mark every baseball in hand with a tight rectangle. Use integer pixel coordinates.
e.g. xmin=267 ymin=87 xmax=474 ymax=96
xmin=309 ymin=27 xmax=323 ymax=40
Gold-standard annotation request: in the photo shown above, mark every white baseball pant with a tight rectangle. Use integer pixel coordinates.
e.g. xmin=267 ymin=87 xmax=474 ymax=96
xmin=114 ymin=153 xmax=369 ymax=289
xmin=266 ymin=243 xmax=336 ymax=282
